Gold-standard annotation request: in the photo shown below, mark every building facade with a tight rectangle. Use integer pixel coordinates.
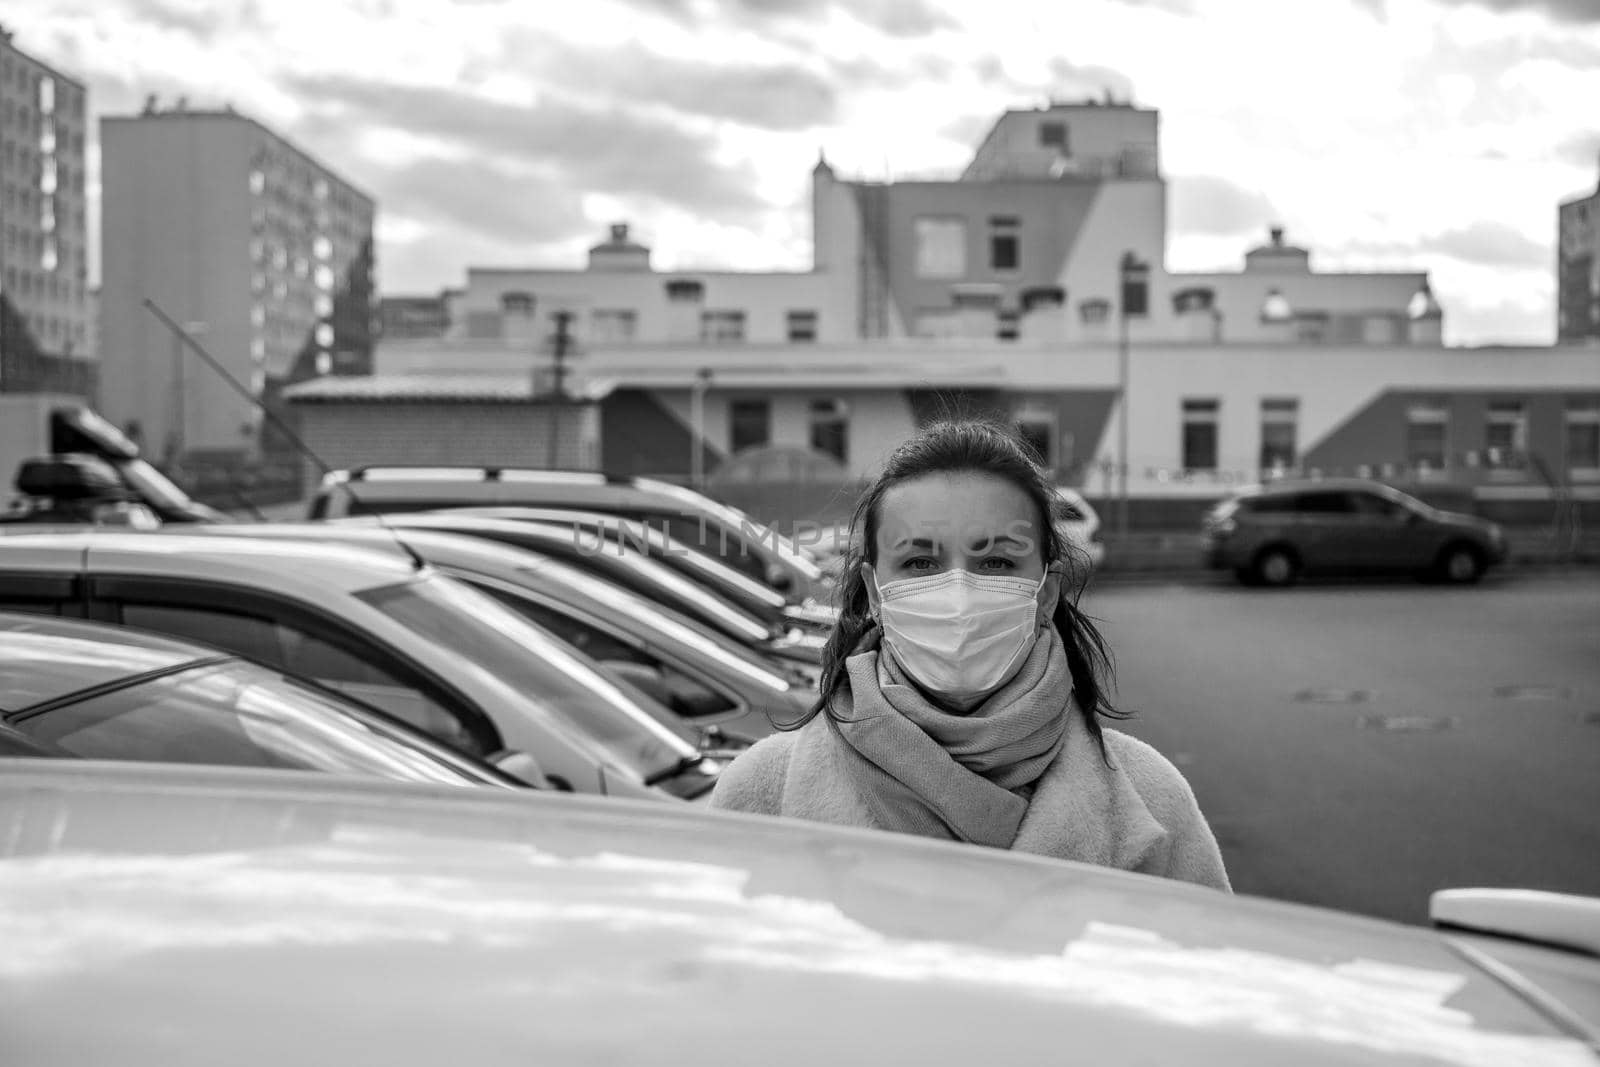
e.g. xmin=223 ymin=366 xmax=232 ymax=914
xmin=444 ymin=102 xmax=1441 ymax=356
xmin=299 ymin=98 xmax=1576 ymax=513
xmin=99 ymin=103 xmax=375 ymax=468
xmin=0 ymin=28 xmax=92 ymax=394
xmin=1558 ymin=161 xmax=1600 ymax=344
xmin=379 ymin=293 xmax=452 ymax=340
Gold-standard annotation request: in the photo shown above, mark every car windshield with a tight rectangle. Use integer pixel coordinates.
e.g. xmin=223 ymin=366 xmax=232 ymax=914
xmin=353 ymin=575 xmax=698 ymax=782
xmin=15 ymin=658 xmax=494 ymax=785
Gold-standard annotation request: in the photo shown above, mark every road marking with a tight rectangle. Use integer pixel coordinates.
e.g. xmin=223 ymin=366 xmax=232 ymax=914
xmin=1492 ymin=685 xmax=1574 ymax=701
xmin=1295 ymin=688 xmax=1372 ymax=704
xmin=1359 ymin=714 xmax=1459 ymax=732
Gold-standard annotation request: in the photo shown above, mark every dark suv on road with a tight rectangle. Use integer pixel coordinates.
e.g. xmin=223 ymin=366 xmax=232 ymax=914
xmin=1201 ymin=478 xmax=1507 ymax=587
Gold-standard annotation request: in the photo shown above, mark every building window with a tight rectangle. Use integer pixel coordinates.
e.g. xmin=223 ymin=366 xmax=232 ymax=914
xmin=1182 ymin=398 xmax=1220 ymax=472
xmin=664 ymin=278 xmax=704 ymax=302
xmin=1079 ymin=298 xmax=1111 ymax=326
xmin=700 ymin=310 xmax=745 ymax=343
xmin=1484 ymin=400 xmax=1527 ymax=469
xmin=1259 ymin=398 xmax=1298 ymax=474
xmin=989 ymin=216 xmax=1019 ymax=271
xmin=786 ymin=309 xmax=818 ymax=342
xmin=809 ymin=398 xmax=849 ymax=464
xmin=914 ymin=217 xmax=966 ymax=279
xmin=1565 ymin=398 xmax=1600 ymax=476
xmin=997 ymin=310 xmax=1019 ymax=341
xmin=1039 ymin=121 xmax=1068 ymax=152
xmin=1295 ymin=311 xmax=1330 ymax=343
xmin=590 ymin=308 xmax=637 ymax=343
xmin=729 ymin=399 xmax=771 ymax=454
xmin=1405 ymin=399 xmax=1449 ymax=471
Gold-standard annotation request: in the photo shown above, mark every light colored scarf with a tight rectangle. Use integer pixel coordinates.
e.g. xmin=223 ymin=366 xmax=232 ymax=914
xmin=788 ymin=625 xmax=1071 ymax=849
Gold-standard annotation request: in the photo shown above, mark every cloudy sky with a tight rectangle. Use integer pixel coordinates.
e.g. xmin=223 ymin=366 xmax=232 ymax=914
xmin=14 ymin=0 xmax=1600 ymax=345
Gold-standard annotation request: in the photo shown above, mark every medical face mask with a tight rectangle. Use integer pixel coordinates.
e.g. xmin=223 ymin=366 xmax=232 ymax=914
xmin=874 ymin=569 xmax=1048 ymax=706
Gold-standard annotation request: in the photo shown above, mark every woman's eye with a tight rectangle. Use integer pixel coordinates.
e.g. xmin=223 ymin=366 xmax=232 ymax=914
xmin=903 ymin=557 xmax=939 ymax=572
xmin=979 ymin=557 xmax=1017 ymax=571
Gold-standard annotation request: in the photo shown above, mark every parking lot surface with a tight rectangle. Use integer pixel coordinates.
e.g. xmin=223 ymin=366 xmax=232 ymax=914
xmin=1087 ymin=570 xmax=1600 ymax=924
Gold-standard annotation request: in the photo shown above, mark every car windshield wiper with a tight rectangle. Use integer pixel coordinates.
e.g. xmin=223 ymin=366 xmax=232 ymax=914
xmin=641 ymin=730 xmax=745 ymax=788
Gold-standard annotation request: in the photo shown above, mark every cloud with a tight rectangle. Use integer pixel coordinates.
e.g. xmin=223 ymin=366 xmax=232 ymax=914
xmin=1046 ymin=58 xmax=1138 ymax=101
xmin=1556 ymin=132 xmax=1600 ymax=169
xmin=288 ymin=76 xmax=769 ymax=221
xmin=380 ymin=159 xmax=589 ymax=246
xmin=1419 ymin=221 xmax=1551 ymax=268
xmin=1169 ymin=175 xmax=1280 ymax=237
xmin=1425 ymin=0 xmax=1600 ymax=23
xmin=136 ymin=0 xmax=264 ymax=41
xmin=502 ymin=37 xmax=839 ymax=131
xmin=626 ymin=0 xmax=957 ymax=36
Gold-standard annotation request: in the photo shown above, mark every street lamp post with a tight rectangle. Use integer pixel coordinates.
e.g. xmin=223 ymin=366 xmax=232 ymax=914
xmin=1116 ymin=252 xmax=1149 ymax=538
xmin=689 ymin=366 xmax=713 ymax=491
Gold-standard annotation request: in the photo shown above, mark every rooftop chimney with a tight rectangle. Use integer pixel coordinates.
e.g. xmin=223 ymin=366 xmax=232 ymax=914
xmin=587 ymin=222 xmax=650 ymax=272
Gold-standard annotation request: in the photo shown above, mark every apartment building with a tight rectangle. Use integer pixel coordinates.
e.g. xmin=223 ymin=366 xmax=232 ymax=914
xmin=0 ymin=27 xmax=92 ymax=392
xmin=1558 ymin=159 xmax=1600 ymax=344
xmin=99 ymin=103 xmax=375 ymax=466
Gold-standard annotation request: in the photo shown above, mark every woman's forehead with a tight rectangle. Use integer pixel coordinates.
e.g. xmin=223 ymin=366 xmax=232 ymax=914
xmin=876 ymin=472 xmax=1039 ymax=543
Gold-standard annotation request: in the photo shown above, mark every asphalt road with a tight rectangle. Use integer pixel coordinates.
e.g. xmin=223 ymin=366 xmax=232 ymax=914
xmin=1083 ymin=569 xmax=1600 ymax=926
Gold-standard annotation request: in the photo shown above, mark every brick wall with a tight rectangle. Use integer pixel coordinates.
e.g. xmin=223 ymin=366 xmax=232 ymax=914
xmin=291 ymin=401 xmax=599 ymax=485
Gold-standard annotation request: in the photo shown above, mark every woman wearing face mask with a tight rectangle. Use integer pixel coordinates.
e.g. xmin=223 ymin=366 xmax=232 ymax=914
xmin=709 ymin=420 xmax=1230 ymax=891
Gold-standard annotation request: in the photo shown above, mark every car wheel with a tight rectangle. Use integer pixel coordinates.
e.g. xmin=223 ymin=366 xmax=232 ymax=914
xmin=1251 ymin=547 xmax=1299 ymax=588
xmin=1436 ymin=543 xmax=1484 ymax=584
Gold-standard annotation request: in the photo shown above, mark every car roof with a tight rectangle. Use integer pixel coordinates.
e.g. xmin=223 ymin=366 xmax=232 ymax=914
xmin=1247 ymin=478 xmax=1404 ymax=496
xmin=0 ymin=612 xmax=215 ymax=714
xmin=1 ymin=759 xmax=1588 ymax=1066
xmin=0 ymin=530 xmax=426 ymax=595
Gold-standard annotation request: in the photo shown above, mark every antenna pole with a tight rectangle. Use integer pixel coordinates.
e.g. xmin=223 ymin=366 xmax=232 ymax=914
xmin=143 ymin=298 xmax=331 ymax=479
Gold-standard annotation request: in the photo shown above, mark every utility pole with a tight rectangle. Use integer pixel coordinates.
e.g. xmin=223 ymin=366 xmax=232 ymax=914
xmin=547 ymin=310 xmax=573 ymax=468
xmin=689 ymin=366 xmax=713 ymax=491
xmin=1116 ymin=251 xmax=1149 ymax=538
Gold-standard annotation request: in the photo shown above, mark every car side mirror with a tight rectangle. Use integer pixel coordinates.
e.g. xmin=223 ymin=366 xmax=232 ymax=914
xmin=489 ymin=748 xmax=553 ymax=789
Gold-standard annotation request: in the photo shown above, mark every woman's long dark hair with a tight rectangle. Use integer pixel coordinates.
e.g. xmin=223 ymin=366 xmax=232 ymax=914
xmin=784 ymin=419 xmax=1128 ymax=752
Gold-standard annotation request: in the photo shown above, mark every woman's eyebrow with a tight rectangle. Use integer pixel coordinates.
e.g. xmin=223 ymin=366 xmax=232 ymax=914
xmin=967 ymin=533 xmax=1029 ymax=552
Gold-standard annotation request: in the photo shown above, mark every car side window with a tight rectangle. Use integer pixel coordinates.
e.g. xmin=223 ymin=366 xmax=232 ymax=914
xmin=117 ymin=601 xmax=493 ymax=757
xmin=1350 ymin=493 xmax=1404 ymax=519
xmin=0 ymin=574 xmax=84 ymax=617
xmin=1293 ymin=491 xmax=1358 ymax=514
xmin=477 ymin=585 xmax=737 ymax=719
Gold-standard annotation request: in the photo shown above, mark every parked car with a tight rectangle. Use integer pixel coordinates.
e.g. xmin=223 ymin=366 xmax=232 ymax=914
xmin=1053 ymin=487 xmax=1106 ymax=569
xmin=334 ymin=511 xmax=826 ymax=665
xmin=306 ymin=465 xmax=826 ymax=600
xmin=1202 ymin=478 xmax=1508 ymax=587
xmin=3 ymin=758 xmax=1596 ymax=1066
xmin=183 ymin=523 xmax=815 ymax=742
xmin=0 ymin=612 xmax=517 ymax=787
xmin=0 ymin=532 xmax=719 ymax=799
xmin=446 ymin=506 xmax=836 ymax=633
